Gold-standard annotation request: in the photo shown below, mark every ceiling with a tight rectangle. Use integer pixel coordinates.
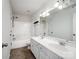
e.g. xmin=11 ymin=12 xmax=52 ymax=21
xmin=10 ymin=0 xmax=56 ymax=16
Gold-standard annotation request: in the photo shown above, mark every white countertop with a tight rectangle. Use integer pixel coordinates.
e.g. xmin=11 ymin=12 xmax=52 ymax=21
xmin=32 ymin=36 xmax=76 ymax=59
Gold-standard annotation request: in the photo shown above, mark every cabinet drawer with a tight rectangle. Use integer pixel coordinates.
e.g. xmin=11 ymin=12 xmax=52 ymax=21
xmin=31 ymin=39 xmax=39 ymax=46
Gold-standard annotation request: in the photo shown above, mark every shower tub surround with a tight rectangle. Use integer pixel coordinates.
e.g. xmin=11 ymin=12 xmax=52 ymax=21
xmin=31 ymin=36 xmax=76 ymax=59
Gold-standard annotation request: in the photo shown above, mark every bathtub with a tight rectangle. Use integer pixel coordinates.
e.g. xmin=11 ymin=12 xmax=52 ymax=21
xmin=11 ymin=40 xmax=30 ymax=49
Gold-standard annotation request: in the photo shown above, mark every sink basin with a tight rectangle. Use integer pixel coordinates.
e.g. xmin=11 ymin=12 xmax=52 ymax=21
xmin=42 ymin=38 xmax=59 ymax=45
xmin=48 ymin=42 xmax=75 ymax=52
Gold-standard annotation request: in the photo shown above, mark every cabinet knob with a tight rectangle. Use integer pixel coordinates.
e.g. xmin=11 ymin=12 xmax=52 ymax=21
xmin=73 ymin=34 xmax=76 ymax=36
xmin=40 ymin=47 xmax=42 ymax=49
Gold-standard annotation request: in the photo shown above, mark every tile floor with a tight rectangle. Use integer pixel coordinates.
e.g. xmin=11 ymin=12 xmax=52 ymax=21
xmin=10 ymin=47 xmax=36 ymax=59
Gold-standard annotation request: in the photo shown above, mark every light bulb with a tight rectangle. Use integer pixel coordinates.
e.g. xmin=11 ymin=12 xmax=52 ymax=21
xmin=58 ymin=5 xmax=63 ymax=9
xmin=54 ymin=2 xmax=59 ymax=8
xmin=42 ymin=12 xmax=50 ymax=17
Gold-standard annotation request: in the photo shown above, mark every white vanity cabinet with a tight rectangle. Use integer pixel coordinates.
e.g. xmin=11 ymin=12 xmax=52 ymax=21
xmin=31 ymin=39 xmax=63 ymax=59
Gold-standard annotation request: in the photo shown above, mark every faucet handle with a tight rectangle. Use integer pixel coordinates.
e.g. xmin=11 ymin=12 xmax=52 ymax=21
xmin=73 ymin=34 xmax=76 ymax=36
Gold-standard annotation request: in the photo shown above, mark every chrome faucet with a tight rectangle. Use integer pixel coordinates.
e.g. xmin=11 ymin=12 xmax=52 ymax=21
xmin=60 ymin=39 xmax=75 ymax=46
xmin=41 ymin=32 xmax=46 ymax=39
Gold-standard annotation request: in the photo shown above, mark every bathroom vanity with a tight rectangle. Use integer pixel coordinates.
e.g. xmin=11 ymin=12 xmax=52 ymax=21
xmin=31 ymin=37 xmax=76 ymax=59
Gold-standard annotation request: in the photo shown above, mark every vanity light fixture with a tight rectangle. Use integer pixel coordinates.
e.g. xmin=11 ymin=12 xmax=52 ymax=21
xmin=40 ymin=1 xmax=63 ymax=17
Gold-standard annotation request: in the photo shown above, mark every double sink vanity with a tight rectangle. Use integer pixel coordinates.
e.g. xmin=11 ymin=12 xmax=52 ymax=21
xmin=31 ymin=36 xmax=76 ymax=59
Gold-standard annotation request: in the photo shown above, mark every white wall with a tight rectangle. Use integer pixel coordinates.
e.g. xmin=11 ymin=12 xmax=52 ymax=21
xmin=2 ymin=0 xmax=12 ymax=59
xmin=47 ymin=6 xmax=76 ymax=40
xmin=12 ymin=15 xmax=32 ymax=48
xmin=14 ymin=21 xmax=32 ymax=42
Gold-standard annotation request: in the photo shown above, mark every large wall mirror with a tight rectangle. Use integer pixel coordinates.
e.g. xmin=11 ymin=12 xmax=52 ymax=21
xmin=46 ymin=5 xmax=76 ymax=41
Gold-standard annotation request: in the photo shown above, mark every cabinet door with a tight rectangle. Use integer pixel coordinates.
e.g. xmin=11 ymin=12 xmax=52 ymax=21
xmin=49 ymin=51 xmax=63 ymax=59
xmin=34 ymin=46 xmax=40 ymax=59
xmin=39 ymin=47 xmax=50 ymax=59
xmin=31 ymin=43 xmax=35 ymax=56
xmin=31 ymin=39 xmax=38 ymax=55
xmin=40 ymin=52 xmax=49 ymax=59
xmin=31 ymin=40 xmax=40 ymax=59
